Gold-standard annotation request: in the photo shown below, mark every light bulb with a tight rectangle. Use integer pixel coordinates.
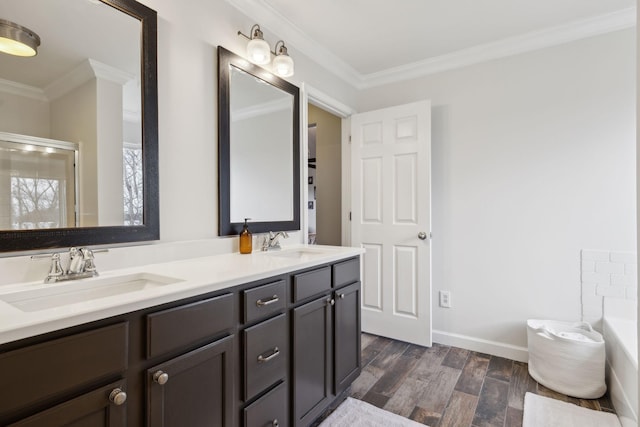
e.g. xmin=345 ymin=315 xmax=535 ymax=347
xmin=273 ymin=54 xmax=294 ymax=77
xmin=247 ymin=38 xmax=270 ymax=65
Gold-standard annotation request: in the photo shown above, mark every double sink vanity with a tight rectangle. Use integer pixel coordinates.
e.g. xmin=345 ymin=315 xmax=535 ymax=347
xmin=0 ymin=245 xmax=363 ymax=426
xmin=0 ymin=0 xmax=357 ymax=424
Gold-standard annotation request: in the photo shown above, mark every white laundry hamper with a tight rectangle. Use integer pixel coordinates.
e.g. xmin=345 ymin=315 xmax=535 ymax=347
xmin=526 ymin=319 xmax=606 ymax=399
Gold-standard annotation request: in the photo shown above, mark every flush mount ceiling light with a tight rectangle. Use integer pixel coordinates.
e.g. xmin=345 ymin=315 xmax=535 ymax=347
xmin=0 ymin=19 xmax=41 ymax=57
xmin=238 ymin=24 xmax=270 ymax=65
xmin=237 ymin=24 xmax=295 ymax=77
xmin=272 ymin=40 xmax=294 ymax=77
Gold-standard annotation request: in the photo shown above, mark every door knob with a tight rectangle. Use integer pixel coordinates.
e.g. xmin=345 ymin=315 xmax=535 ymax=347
xmin=418 ymin=231 xmax=428 ymax=240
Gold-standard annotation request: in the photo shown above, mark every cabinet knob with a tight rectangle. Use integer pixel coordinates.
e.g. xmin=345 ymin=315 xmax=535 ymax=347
xmin=153 ymin=370 xmax=169 ymax=385
xmin=109 ymin=388 xmax=127 ymax=406
xmin=272 ymin=420 xmax=279 ymax=427
xmin=339 ymin=293 xmax=345 ymax=299
xmin=326 ymin=298 xmax=335 ymax=306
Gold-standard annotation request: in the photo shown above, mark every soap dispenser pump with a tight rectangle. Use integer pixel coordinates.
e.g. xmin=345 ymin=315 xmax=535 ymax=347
xmin=239 ymin=218 xmax=252 ymax=254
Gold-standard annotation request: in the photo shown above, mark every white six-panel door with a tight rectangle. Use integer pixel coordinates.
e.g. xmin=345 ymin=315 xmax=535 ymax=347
xmin=351 ymin=100 xmax=432 ymax=347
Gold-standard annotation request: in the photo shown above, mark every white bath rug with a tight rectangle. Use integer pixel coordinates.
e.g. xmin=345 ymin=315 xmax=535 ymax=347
xmin=319 ymin=397 xmax=427 ymax=427
xmin=523 ymin=393 xmax=621 ymax=427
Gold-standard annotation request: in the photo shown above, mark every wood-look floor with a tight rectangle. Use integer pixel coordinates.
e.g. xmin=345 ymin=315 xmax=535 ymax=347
xmin=349 ymin=333 xmax=615 ymax=427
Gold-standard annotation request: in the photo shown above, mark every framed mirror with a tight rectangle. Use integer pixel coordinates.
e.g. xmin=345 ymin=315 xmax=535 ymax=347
xmin=0 ymin=0 xmax=158 ymax=252
xmin=218 ymin=47 xmax=300 ymax=236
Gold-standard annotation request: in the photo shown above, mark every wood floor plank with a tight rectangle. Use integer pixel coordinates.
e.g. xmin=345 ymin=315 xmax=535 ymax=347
xmin=361 ymin=389 xmax=390 ymax=408
xmin=383 ymin=377 xmax=428 ymax=417
xmin=369 ymin=339 xmax=410 ymax=370
xmin=537 ymin=383 xmax=568 ymax=402
xmin=454 ymin=352 xmax=490 ymax=396
xmin=409 ymin=406 xmax=441 ymax=426
xmin=369 ymin=348 xmax=424 ymax=397
xmin=361 ymin=335 xmax=394 ymax=367
xmin=349 ymin=366 xmax=380 ymax=399
xmin=508 ymin=361 xmax=531 ymax=410
xmin=361 ymin=333 xmax=377 ymax=350
xmin=409 ymin=343 xmax=451 ymax=382
xmin=344 ymin=334 xmax=615 ymax=427
xmin=505 ymin=406 xmax=523 ymax=427
xmin=486 ymin=356 xmax=513 ymax=383
xmin=439 ymin=391 xmax=478 ymax=427
xmin=472 ymin=377 xmax=509 ymax=427
xmin=442 ymin=347 xmax=470 ymax=369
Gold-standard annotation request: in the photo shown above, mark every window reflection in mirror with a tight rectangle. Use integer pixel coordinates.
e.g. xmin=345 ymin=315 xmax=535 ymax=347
xmin=0 ymin=137 xmax=77 ymax=230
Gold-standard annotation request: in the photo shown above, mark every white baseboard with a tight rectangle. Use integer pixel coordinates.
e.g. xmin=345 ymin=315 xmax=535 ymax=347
xmin=606 ymin=359 xmax=638 ymax=427
xmin=432 ymin=330 xmax=529 ymax=362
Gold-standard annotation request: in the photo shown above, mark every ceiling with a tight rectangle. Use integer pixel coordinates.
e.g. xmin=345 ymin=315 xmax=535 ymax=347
xmin=227 ymin=0 xmax=636 ymax=88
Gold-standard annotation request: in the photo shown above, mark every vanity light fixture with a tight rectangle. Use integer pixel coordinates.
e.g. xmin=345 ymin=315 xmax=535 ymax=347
xmin=272 ymin=40 xmax=294 ymax=77
xmin=237 ymin=24 xmax=295 ymax=77
xmin=0 ymin=19 xmax=40 ymax=57
xmin=238 ymin=24 xmax=271 ymax=65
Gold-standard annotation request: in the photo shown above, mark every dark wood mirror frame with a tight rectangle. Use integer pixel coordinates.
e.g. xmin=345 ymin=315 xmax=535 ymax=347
xmin=217 ymin=47 xmax=300 ymax=236
xmin=0 ymin=0 xmax=159 ymax=253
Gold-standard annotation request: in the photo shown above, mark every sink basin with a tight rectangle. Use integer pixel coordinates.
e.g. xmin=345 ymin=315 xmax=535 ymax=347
xmin=265 ymin=249 xmax=328 ymax=259
xmin=0 ymin=272 xmax=182 ymax=312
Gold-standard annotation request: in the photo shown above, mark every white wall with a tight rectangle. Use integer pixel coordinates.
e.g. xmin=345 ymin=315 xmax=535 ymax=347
xmin=358 ymin=29 xmax=637 ymax=353
xmin=139 ymin=0 xmax=358 ymax=243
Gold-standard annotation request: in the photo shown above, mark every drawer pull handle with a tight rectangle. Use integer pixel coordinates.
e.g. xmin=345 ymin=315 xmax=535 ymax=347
xmin=257 ymin=347 xmax=280 ymax=363
xmin=109 ymin=388 xmax=127 ymax=406
xmin=256 ymin=295 xmax=279 ymax=307
xmin=153 ymin=370 xmax=169 ymax=385
xmin=272 ymin=420 xmax=279 ymax=427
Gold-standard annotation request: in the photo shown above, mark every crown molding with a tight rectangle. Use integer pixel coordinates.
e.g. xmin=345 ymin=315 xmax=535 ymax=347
xmin=361 ymin=7 xmax=637 ymax=88
xmin=0 ymin=78 xmax=47 ymax=101
xmin=225 ymin=1 xmax=636 ymax=90
xmin=45 ymin=58 xmax=134 ymax=101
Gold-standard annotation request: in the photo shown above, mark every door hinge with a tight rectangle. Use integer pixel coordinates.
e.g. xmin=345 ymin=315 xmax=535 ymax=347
xmin=348 ymin=135 xmax=352 ymax=143
xmin=349 ymin=211 xmax=352 ymax=221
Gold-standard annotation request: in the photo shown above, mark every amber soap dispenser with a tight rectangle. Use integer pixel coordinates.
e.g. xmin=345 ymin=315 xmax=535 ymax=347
xmin=239 ymin=218 xmax=252 ymax=254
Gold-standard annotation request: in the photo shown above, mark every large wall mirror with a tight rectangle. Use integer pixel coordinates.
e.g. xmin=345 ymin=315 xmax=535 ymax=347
xmin=218 ymin=47 xmax=300 ymax=236
xmin=0 ymin=0 xmax=158 ymax=252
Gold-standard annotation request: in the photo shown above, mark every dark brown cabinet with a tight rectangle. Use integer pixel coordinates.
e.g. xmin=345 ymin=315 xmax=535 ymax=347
xmin=291 ymin=257 xmax=362 ymax=427
xmin=147 ymin=335 xmax=234 ymax=427
xmin=292 ymin=295 xmax=334 ymax=426
xmin=8 ymin=381 xmax=127 ymax=427
xmin=334 ymin=281 xmax=361 ymax=394
xmin=0 ymin=255 xmax=361 ymax=427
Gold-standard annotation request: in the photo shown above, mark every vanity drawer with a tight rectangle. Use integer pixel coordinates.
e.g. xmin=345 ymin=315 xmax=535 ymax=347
xmin=292 ymin=266 xmax=331 ymax=302
xmin=147 ymin=293 xmax=234 ymax=359
xmin=333 ymin=257 xmax=359 ymax=288
xmin=0 ymin=322 xmax=128 ymax=419
xmin=243 ymin=381 xmax=288 ymax=427
xmin=243 ymin=280 xmax=286 ymax=324
xmin=244 ymin=314 xmax=287 ymax=400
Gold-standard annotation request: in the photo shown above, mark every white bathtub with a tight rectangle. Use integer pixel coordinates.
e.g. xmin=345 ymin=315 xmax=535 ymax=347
xmin=603 ymin=298 xmax=637 ymax=427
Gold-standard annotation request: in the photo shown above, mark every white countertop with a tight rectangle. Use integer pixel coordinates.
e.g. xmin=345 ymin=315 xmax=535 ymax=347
xmin=0 ymin=245 xmax=363 ymax=345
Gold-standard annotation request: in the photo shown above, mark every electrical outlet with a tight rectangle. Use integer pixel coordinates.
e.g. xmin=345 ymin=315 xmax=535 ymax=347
xmin=439 ymin=290 xmax=452 ymax=308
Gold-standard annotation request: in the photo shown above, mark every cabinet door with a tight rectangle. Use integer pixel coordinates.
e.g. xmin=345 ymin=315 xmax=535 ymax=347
xmin=9 ymin=381 xmax=126 ymax=427
xmin=334 ymin=282 xmax=362 ymax=394
xmin=147 ymin=335 xmax=234 ymax=427
xmin=292 ymin=295 xmax=333 ymax=427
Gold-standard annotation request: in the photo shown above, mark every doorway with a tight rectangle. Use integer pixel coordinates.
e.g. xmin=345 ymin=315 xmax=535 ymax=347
xmin=307 ymin=104 xmax=342 ymax=246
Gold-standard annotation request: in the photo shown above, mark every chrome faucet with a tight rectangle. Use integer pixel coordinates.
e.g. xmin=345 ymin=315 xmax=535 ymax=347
xmin=262 ymin=231 xmax=289 ymax=251
xmin=45 ymin=247 xmax=99 ymax=283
